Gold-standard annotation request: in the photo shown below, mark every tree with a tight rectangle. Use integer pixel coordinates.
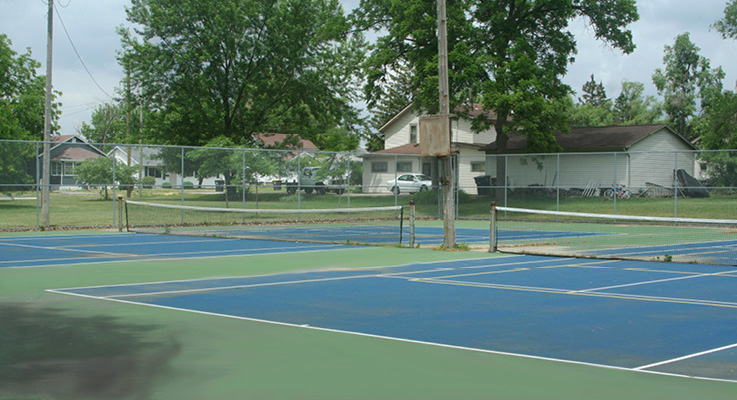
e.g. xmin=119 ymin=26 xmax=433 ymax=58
xmin=0 ymin=34 xmax=61 ymax=193
xmin=579 ymin=74 xmax=608 ymax=106
xmin=119 ymin=0 xmax=365 ymax=148
xmin=652 ymin=33 xmax=725 ymax=140
xmin=75 ymin=157 xmax=138 ymax=199
xmin=78 ymin=103 xmax=127 ymax=145
xmin=693 ymin=91 xmax=737 ymax=186
xmin=354 ymin=1 xmax=638 ymax=198
xmin=612 ymin=80 xmax=664 ymax=124
xmin=714 ymin=0 xmax=737 ymax=40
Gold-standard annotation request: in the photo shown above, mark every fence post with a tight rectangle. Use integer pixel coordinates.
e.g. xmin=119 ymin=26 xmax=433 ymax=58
xmin=117 ymin=195 xmax=123 ymax=232
xmin=409 ymin=200 xmax=415 ymax=248
xmin=490 ymin=201 xmax=497 ymax=253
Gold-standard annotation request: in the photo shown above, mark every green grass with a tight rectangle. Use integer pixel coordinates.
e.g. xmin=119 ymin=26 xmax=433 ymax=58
xmin=2 ymin=188 xmax=736 ymax=230
xmin=2 ymin=237 xmax=736 ymax=399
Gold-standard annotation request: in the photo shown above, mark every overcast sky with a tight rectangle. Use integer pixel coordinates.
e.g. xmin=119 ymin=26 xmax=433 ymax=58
xmin=1 ymin=0 xmax=735 ymax=135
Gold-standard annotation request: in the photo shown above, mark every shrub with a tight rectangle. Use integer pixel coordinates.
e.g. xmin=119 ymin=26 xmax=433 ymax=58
xmin=140 ymin=176 xmax=156 ymax=189
xmin=183 ymin=181 xmax=194 ymax=189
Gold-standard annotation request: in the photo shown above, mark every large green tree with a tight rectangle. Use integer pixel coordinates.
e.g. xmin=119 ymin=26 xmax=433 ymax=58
xmin=652 ymin=33 xmax=725 ymax=140
xmin=119 ymin=0 xmax=365 ymax=149
xmin=354 ymin=0 xmax=638 ymax=197
xmin=0 ymin=34 xmax=60 ymax=192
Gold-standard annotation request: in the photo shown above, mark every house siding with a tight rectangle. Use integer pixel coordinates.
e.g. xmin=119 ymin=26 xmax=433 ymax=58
xmin=628 ymin=129 xmax=695 ymax=189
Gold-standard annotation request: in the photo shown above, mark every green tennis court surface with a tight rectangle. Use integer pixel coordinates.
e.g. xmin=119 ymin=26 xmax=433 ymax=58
xmin=2 ymin=230 xmax=737 ymax=399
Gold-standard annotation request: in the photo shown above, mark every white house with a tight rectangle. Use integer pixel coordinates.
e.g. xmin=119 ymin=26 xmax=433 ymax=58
xmin=480 ymin=124 xmax=700 ymax=192
xmin=362 ymin=104 xmax=497 ymax=194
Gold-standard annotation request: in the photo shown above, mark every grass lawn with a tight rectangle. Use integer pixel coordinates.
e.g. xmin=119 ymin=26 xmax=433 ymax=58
xmin=1 ymin=188 xmax=735 ymax=230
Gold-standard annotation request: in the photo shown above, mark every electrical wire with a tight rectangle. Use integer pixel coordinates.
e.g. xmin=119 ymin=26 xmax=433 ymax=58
xmin=53 ymin=2 xmax=114 ymax=99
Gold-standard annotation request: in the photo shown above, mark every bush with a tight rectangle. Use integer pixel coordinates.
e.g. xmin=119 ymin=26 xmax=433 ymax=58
xmin=410 ymin=189 xmax=472 ymax=205
xmin=410 ymin=189 xmax=438 ymax=205
xmin=162 ymin=182 xmax=172 ymax=188
xmin=183 ymin=181 xmax=194 ymax=189
xmin=140 ymin=176 xmax=156 ymax=189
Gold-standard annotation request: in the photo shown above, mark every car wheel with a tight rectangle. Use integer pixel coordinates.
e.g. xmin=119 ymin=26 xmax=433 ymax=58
xmin=391 ymin=186 xmax=400 ymax=195
xmin=419 ymin=185 xmax=428 ymax=192
xmin=305 ymin=187 xmax=313 ymax=194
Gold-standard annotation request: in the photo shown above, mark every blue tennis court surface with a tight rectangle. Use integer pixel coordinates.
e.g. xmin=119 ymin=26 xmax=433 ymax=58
xmin=50 ymin=254 xmax=737 ymax=383
xmin=0 ymin=233 xmax=352 ymax=268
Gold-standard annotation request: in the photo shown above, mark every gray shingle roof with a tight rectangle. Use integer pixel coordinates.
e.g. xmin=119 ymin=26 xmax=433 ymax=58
xmin=480 ymin=124 xmax=696 ymax=152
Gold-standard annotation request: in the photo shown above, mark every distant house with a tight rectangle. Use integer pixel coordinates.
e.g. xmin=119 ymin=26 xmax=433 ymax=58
xmin=38 ymin=135 xmax=107 ymax=190
xmin=361 ymin=104 xmax=497 ymax=194
xmin=254 ymin=133 xmax=319 ymax=150
xmin=480 ymin=124 xmax=699 ymax=191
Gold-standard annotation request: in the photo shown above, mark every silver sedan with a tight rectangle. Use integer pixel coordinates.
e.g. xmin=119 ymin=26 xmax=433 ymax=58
xmin=387 ymin=173 xmax=433 ymax=194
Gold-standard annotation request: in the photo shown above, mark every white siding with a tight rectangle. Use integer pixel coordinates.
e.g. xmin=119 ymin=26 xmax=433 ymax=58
xmin=362 ymin=155 xmax=425 ymax=193
xmin=628 ymin=129 xmax=695 ymax=189
xmin=383 ymin=112 xmax=420 ymax=149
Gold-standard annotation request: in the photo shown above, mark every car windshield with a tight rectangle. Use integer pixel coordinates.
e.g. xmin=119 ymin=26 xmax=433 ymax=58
xmin=417 ymin=174 xmax=431 ymax=181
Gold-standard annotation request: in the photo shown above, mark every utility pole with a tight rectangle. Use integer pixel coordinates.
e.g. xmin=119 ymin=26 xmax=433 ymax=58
xmin=437 ymin=0 xmax=455 ymax=247
xmin=42 ymin=0 xmax=54 ymax=228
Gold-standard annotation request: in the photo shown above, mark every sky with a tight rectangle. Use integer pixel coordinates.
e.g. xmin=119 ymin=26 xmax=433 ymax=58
xmin=1 ymin=0 xmax=735 ymax=135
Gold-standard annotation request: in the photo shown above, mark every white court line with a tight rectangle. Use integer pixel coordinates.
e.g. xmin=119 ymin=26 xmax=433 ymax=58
xmin=44 ymin=287 xmax=737 ymax=385
xmin=0 ymin=241 xmax=131 ymax=256
xmin=578 ymin=268 xmax=737 ymax=293
xmin=104 ymin=267 xmax=456 ymax=299
xmin=635 ymin=342 xmax=737 ymax=371
xmin=0 ymin=244 xmax=355 ymax=269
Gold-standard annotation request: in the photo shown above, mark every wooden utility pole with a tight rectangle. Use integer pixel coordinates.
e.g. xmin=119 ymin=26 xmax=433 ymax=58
xmin=437 ymin=0 xmax=455 ymax=247
xmin=42 ymin=0 xmax=54 ymax=228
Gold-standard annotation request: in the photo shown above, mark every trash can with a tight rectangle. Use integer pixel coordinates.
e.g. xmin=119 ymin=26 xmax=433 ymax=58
xmin=215 ymin=180 xmax=225 ymax=192
xmin=474 ymin=175 xmax=492 ymax=195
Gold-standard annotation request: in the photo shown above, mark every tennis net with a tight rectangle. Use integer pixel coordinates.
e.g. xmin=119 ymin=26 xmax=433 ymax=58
xmin=491 ymin=205 xmax=737 ymax=266
xmin=125 ymin=200 xmax=406 ymax=245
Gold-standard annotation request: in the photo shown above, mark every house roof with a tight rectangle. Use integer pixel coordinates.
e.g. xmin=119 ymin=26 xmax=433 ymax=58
xmin=378 ymin=103 xmax=498 ymax=133
xmin=254 ymin=133 xmax=318 ymax=150
xmin=55 ymin=146 xmax=103 ymax=161
xmin=480 ymin=124 xmax=696 ymax=153
xmin=43 ymin=134 xmax=107 ymax=161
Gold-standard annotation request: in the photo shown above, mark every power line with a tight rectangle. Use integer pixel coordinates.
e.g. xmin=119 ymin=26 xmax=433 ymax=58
xmin=53 ymin=2 xmax=114 ymax=99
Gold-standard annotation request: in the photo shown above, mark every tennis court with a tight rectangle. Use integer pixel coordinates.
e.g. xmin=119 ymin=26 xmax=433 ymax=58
xmin=3 ymin=224 xmax=737 ymax=399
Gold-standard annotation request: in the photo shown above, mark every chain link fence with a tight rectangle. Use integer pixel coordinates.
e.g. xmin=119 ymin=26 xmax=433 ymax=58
xmin=1 ymin=138 xmax=735 ymax=229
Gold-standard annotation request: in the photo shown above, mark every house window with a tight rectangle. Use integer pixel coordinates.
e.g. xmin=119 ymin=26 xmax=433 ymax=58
xmin=371 ymin=161 xmax=388 ymax=173
xmin=396 ymin=161 xmax=412 ymax=172
xmin=51 ymin=162 xmax=62 ymax=176
xmin=471 ymin=161 xmax=485 ymax=173
xmin=409 ymin=125 xmax=418 ymax=144
xmin=64 ymin=162 xmax=78 ymax=176
xmin=145 ymin=167 xmax=163 ymax=178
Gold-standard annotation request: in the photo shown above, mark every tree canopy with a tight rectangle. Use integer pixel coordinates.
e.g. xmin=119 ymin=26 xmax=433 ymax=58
xmin=354 ymin=0 xmax=638 ymax=153
xmin=118 ymin=0 xmax=365 ymax=150
xmin=652 ymin=33 xmax=725 ymax=141
xmin=0 ymin=34 xmax=61 ymax=192
xmin=714 ymin=0 xmax=737 ymax=40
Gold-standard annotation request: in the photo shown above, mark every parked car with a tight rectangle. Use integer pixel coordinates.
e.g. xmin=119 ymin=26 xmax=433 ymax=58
xmin=387 ymin=173 xmax=433 ymax=194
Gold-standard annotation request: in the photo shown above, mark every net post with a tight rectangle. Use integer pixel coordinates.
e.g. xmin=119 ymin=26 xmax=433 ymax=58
xmin=490 ymin=201 xmax=497 ymax=253
xmin=123 ymin=198 xmax=129 ymax=232
xmin=409 ymin=200 xmax=416 ymax=248
xmin=117 ymin=195 xmax=124 ymax=232
xmin=399 ymin=206 xmax=404 ymax=245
